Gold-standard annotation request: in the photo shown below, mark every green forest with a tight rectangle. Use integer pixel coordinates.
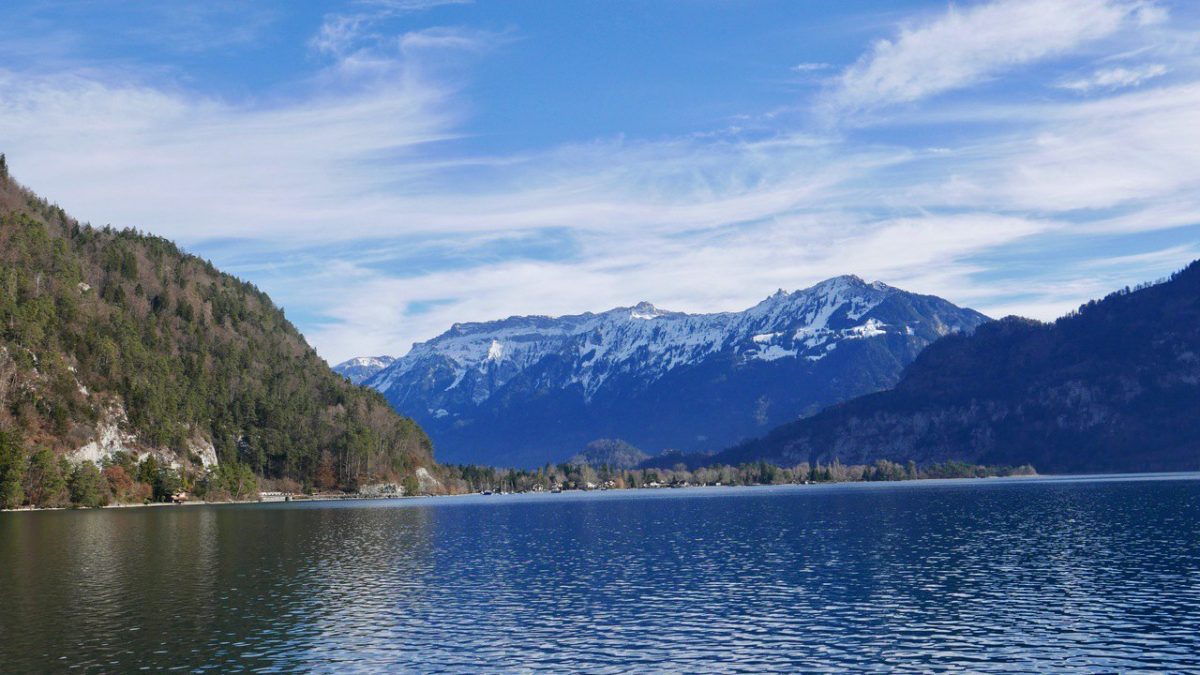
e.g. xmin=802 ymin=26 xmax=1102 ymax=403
xmin=0 ymin=158 xmax=434 ymax=508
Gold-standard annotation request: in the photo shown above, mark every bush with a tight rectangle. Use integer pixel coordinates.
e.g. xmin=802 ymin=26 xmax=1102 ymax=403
xmin=200 ymin=462 xmax=258 ymax=501
xmin=102 ymin=464 xmax=135 ymax=503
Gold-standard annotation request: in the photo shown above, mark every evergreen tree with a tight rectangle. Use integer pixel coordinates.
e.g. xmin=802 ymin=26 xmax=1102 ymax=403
xmin=68 ymin=461 xmax=107 ymax=508
xmin=25 ymin=448 xmax=67 ymax=508
xmin=0 ymin=430 xmax=25 ymax=508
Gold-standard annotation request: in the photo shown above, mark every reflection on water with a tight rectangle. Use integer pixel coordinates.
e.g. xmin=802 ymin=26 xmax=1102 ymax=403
xmin=2 ymin=475 xmax=1199 ymax=672
xmin=0 ymin=505 xmax=435 ymax=672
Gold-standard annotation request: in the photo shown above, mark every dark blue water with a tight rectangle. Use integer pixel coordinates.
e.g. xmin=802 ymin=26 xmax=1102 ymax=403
xmin=2 ymin=474 xmax=1199 ymax=672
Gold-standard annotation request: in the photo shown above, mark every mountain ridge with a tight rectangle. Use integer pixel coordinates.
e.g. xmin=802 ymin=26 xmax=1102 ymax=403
xmin=358 ymin=275 xmax=990 ymax=467
xmin=711 ymin=261 xmax=1200 ymax=473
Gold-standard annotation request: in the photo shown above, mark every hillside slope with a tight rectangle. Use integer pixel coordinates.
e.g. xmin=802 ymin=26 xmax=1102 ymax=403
xmin=0 ymin=161 xmax=434 ymax=494
xmin=362 ymin=277 xmax=988 ymax=467
xmin=714 ymin=261 xmax=1200 ymax=473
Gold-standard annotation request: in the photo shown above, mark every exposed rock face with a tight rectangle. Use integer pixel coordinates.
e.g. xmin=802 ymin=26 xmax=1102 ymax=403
xmin=358 ymin=483 xmax=404 ymax=498
xmin=415 ymin=467 xmax=442 ymax=493
xmin=67 ymin=401 xmax=218 ymax=471
xmin=186 ymin=437 xmax=219 ymax=469
xmin=70 ymin=418 xmax=140 ymax=467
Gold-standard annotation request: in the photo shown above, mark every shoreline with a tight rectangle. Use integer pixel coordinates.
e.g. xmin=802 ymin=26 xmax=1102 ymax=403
xmin=5 ymin=470 xmax=1199 ymax=514
xmin=0 ymin=492 xmax=411 ymax=513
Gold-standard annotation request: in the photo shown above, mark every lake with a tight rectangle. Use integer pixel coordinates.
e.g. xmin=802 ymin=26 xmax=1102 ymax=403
xmin=2 ymin=474 xmax=1199 ymax=672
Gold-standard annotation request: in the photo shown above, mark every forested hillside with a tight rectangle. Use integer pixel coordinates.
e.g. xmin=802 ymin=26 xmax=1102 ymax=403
xmin=0 ymin=158 xmax=434 ymax=506
xmin=714 ymin=260 xmax=1200 ymax=473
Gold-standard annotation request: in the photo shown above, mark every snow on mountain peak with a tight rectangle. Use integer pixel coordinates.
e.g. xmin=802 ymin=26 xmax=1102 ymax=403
xmin=365 ymin=276 xmax=911 ymax=398
xmin=630 ymin=301 xmax=665 ymax=320
xmin=487 ymin=339 xmax=504 ymax=362
xmin=332 ymin=355 xmax=397 ymax=385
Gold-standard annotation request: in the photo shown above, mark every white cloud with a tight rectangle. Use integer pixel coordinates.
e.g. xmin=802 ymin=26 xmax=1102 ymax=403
xmin=3 ymin=51 xmax=1194 ymax=361
xmin=311 ymin=0 xmax=471 ymax=57
xmin=827 ymin=0 xmax=1157 ymax=114
xmin=0 ymin=66 xmax=890 ymax=244
xmin=997 ymin=83 xmax=1200 ymax=212
xmin=0 ymin=0 xmax=1196 ymax=363
xmin=311 ymin=14 xmax=372 ymax=57
xmin=300 ymin=211 xmax=1054 ymax=359
xmin=880 ymin=77 xmax=1200 ymax=216
xmin=1057 ymin=63 xmax=1168 ymax=91
xmin=0 ymin=67 xmax=458 ymax=240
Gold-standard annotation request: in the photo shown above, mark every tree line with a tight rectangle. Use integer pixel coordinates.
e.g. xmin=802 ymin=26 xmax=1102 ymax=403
xmin=442 ymin=458 xmax=1036 ymax=493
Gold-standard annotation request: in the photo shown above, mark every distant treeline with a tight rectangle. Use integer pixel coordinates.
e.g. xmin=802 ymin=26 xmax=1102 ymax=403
xmin=442 ymin=458 xmax=1036 ymax=493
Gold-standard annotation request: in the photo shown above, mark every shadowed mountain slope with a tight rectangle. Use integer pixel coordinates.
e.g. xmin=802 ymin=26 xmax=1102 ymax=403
xmin=714 ymin=261 xmax=1200 ymax=473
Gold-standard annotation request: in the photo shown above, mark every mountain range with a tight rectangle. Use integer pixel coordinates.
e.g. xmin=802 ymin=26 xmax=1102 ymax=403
xmin=6 ymin=158 xmax=1195 ymax=484
xmin=350 ymin=277 xmax=989 ymax=467
xmin=714 ymin=261 xmax=1200 ymax=473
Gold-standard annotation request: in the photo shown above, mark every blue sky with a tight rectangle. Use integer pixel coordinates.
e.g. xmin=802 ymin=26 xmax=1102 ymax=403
xmin=1 ymin=0 xmax=1198 ymax=361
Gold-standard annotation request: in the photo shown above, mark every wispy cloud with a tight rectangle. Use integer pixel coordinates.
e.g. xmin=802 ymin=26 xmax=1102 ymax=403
xmin=127 ymin=2 xmax=280 ymax=53
xmin=301 ymin=212 xmax=1055 ymax=359
xmin=947 ymin=83 xmax=1200 ymax=213
xmin=1057 ymin=63 xmax=1168 ymax=91
xmin=826 ymin=0 xmax=1161 ymax=115
xmin=311 ymin=0 xmax=471 ymax=57
xmin=0 ymin=65 xmax=459 ymax=239
xmin=0 ymin=0 xmax=1196 ymax=362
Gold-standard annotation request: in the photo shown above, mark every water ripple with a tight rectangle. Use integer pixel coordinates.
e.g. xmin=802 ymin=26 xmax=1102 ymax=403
xmin=1 ymin=475 xmax=1199 ymax=672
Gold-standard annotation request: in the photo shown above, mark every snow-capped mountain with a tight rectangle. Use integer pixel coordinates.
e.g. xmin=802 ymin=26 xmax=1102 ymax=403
xmin=361 ymin=276 xmax=990 ymax=467
xmin=332 ymin=355 xmax=396 ymax=385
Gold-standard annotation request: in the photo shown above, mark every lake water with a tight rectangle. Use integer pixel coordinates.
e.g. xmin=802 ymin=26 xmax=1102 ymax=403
xmin=2 ymin=474 xmax=1199 ymax=672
